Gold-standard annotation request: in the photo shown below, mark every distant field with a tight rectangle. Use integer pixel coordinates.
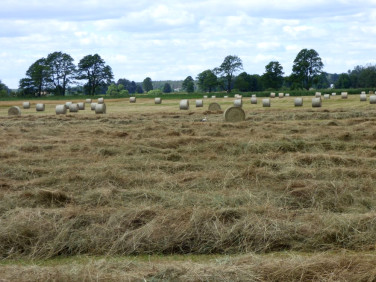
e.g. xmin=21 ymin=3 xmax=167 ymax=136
xmin=1 ymin=95 xmax=376 ymax=280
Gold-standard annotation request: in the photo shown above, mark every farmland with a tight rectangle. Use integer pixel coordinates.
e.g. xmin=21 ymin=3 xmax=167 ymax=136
xmin=1 ymin=95 xmax=376 ymax=281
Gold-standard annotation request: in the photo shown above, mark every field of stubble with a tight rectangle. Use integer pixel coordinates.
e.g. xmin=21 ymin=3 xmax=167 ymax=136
xmin=1 ymin=96 xmax=376 ymax=281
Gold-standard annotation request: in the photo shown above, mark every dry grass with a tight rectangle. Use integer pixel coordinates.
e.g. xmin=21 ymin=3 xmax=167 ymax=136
xmin=1 ymin=95 xmax=376 ymax=280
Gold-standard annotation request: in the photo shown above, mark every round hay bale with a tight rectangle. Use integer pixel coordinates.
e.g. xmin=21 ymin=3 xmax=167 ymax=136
xmin=155 ymin=97 xmax=162 ymax=104
xmin=85 ymin=98 xmax=92 ymax=103
xmin=285 ymin=93 xmax=290 ymax=97
xmin=130 ymin=97 xmax=136 ymax=103
xmin=224 ymin=96 xmax=228 ymax=98
xmin=332 ymin=92 xmax=336 ymax=96
xmin=69 ymin=104 xmax=79 ymax=112
xmin=250 ymin=97 xmax=257 ymax=104
xmin=361 ymin=91 xmax=366 ymax=94
xmin=341 ymin=92 xmax=348 ymax=99
xmin=95 ymin=103 xmax=106 ymax=114
xmin=315 ymin=92 xmax=321 ymax=97
xmin=323 ymin=94 xmax=330 ymax=99
xmin=55 ymin=104 xmax=67 ymax=115
xmin=8 ymin=106 xmax=21 ymax=116
xmin=65 ymin=102 xmax=72 ymax=109
xmin=312 ymin=97 xmax=322 ymax=107
xmin=208 ymin=102 xmax=221 ymax=111
xmin=262 ymin=99 xmax=271 ymax=107
xmin=270 ymin=92 xmax=276 ymax=98
xmin=90 ymin=103 xmax=97 ymax=111
xmin=195 ymin=100 xmax=203 ymax=107
xmin=294 ymin=98 xmax=303 ymax=107
xmin=211 ymin=95 xmax=216 ymax=98
xmin=203 ymin=95 xmax=208 ymax=98
xmin=370 ymin=95 xmax=376 ymax=104
xmin=22 ymin=102 xmax=30 ymax=109
xmin=78 ymin=102 xmax=85 ymax=110
xmin=252 ymin=94 xmax=256 ymax=98
xmin=98 ymin=98 xmax=104 ymax=104
xmin=180 ymin=99 xmax=189 ymax=110
xmin=360 ymin=94 xmax=367 ymax=101
xmin=36 ymin=103 xmax=45 ymax=111
xmin=224 ymin=106 xmax=245 ymax=122
xmin=234 ymin=99 xmax=242 ymax=107
xmin=278 ymin=93 xmax=284 ymax=98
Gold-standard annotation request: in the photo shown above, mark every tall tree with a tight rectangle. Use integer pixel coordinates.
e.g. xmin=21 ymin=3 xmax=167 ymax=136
xmin=335 ymin=73 xmax=351 ymax=89
xmin=76 ymin=54 xmax=113 ymax=95
xmin=262 ymin=61 xmax=284 ymax=90
xmin=142 ymin=77 xmax=153 ymax=92
xmin=291 ymin=49 xmax=324 ymax=90
xmin=197 ymin=70 xmax=218 ymax=92
xmin=46 ymin=51 xmax=76 ymax=96
xmin=163 ymin=83 xmax=172 ymax=93
xmin=19 ymin=58 xmax=50 ymax=96
xmin=214 ymin=55 xmax=243 ymax=92
xmin=117 ymin=78 xmax=137 ymax=94
xmin=182 ymin=76 xmax=194 ymax=93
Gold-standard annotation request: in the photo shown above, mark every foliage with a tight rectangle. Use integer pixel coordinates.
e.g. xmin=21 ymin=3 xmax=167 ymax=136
xmin=214 ymin=55 xmax=243 ymax=92
xmin=148 ymin=89 xmax=163 ymax=95
xmin=162 ymin=83 xmax=172 ymax=93
xmin=182 ymin=76 xmax=195 ymax=93
xmin=136 ymin=84 xmax=144 ymax=93
xmin=76 ymin=54 xmax=113 ymax=96
xmin=197 ymin=70 xmax=218 ymax=92
xmin=19 ymin=58 xmax=50 ymax=96
xmin=142 ymin=77 xmax=153 ymax=92
xmin=262 ymin=61 xmax=284 ymax=90
xmin=314 ymin=72 xmax=331 ymax=89
xmin=0 ymin=79 xmax=9 ymax=97
xmin=117 ymin=78 xmax=137 ymax=94
xmin=291 ymin=49 xmax=324 ymax=90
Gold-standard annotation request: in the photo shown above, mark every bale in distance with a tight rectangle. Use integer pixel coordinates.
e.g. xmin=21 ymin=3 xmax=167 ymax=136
xmin=8 ymin=106 xmax=21 ymax=116
xmin=294 ymin=98 xmax=303 ymax=107
xmin=224 ymin=106 xmax=245 ymax=122
xmin=22 ymin=102 xmax=30 ymax=109
xmin=270 ymin=92 xmax=276 ymax=98
xmin=332 ymin=93 xmax=336 ymax=96
xmin=85 ymin=99 xmax=92 ymax=103
xmin=315 ymin=92 xmax=322 ymax=97
xmin=180 ymin=99 xmax=189 ymax=110
xmin=360 ymin=94 xmax=367 ymax=101
xmin=312 ymin=97 xmax=322 ymax=107
xmin=98 ymin=98 xmax=104 ymax=104
xmin=234 ymin=99 xmax=242 ymax=107
xmin=36 ymin=103 xmax=45 ymax=112
xmin=95 ymin=103 xmax=106 ymax=114
xmin=195 ymin=100 xmax=203 ymax=107
xmin=211 ymin=95 xmax=216 ymax=98
xmin=361 ymin=91 xmax=366 ymax=94
xmin=78 ymin=102 xmax=85 ymax=110
xmin=370 ymin=95 xmax=376 ymax=104
xmin=155 ymin=97 xmax=162 ymax=104
xmin=208 ymin=102 xmax=221 ymax=111
xmin=224 ymin=96 xmax=228 ymax=98
xmin=55 ymin=105 xmax=67 ymax=115
xmin=278 ymin=93 xmax=284 ymax=98
xmin=90 ymin=103 xmax=97 ymax=111
xmin=250 ymin=97 xmax=257 ymax=104
xmin=341 ymin=92 xmax=348 ymax=99
xmin=130 ymin=97 xmax=136 ymax=103
xmin=251 ymin=94 xmax=256 ymax=98
xmin=65 ymin=102 xmax=72 ymax=109
xmin=203 ymin=95 xmax=208 ymax=98
xmin=262 ymin=99 xmax=271 ymax=107
xmin=285 ymin=93 xmax=290 ymax=97
xmin=69 ymin=104 xmax=79 ymax=112
xmin=323 ymin=94 xmax=330 ymax=99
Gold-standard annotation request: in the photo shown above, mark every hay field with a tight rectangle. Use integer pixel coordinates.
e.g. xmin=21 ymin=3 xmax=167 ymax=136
xmin=1 ymin=95 xmax=376 ymax=281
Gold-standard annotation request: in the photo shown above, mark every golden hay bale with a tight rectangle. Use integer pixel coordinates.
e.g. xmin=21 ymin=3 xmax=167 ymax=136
xmin=179 ymin=99 xmax=189 ymax=110
xmin=85 ymin=98 xmax=92 ymax=103
xmin=155 ymin=97 xmax=162 ymax=104
xmin=78 ymin=102 xmax=85 ymax=110
xmin=55 ymin=105 xmax=67 ymax=115
xmin=211 ymin=95 xmax=216 ymax=98
xmin=315 ymin=92 xmax=321 ymax=97
xmin=98 ymin=97 xmax=104 ymax=104
xmin=270 ymin=92 xmax=276 ymax=98
xmin=130 ymin=97 xmax=136 ymax=103
xmin=95 ymin=103 xmax=106 ymax=114
xmin=22 ymin=102 xmax=30 ymax=109
xmin=262 ymin=99 xmax=271 ymax=107
xmin=370 ymin=95 xmax=376 ymax=104
xmin=323 ymin=94 xmax=330 ymax=99
xmin=294 ymin=98 xmax=303 ymax=107
xmin=312 ymin=97 xmax=322 ymax=107
xmin=208 ymin=102 xmax=221 ymax=111
xmin=360 ymin=94 xmax=367 ymax=101
xmin=90 ymin=103 xmax=97 ymax=110
xmin=341 ymin=92 xmax=348 ymax=99
xmin=65 ymin=102 xmax=72 ymax=109
xmin=224 ymin=106 xmax=245 ymax=122
xmin=278 ymin=93 xmax=284 ymax=98
xmin=332 ymin=92 xmax=336 ymax=96
xmin=285 ymin=93 xmax=290 ymax=97
xmin=234 ymin=99 xmax=242 ymax=107
xmin=195 ymin=100 xmax=203 ymax=107
xmin=203 ymin=95 xmax=208 ymax=98
xmin=251 ymin=97 xmax=257 ymax=104
xmin=69 ymin=104 xmax=79 ymax=112
xmin=36 ymin=103 xmax=45 ymax=111
xmin=8 ymin=106 xmax=21 ymax=116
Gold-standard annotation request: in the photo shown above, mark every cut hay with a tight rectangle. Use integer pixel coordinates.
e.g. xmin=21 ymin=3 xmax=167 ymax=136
xmin=155 ymin=97 xmax=162 ymax=104
xmin=36 ymin=104 xmax=45 ymax=111
xmin=85 ymin=99 xmax=92 ymax=103
xmin=78 ymin=102 xmax=85 ymax=110
xmin=294 ymin=98 xmax=303 ymax=107
xmin=95 ymin=103 xmax=106 ymax=114
xmin=90 ymin=103 xmax=97 ymax=111
xmin=55 ymin=105 xmax=67 ymax=115
xmin=130 ymin=97 xmax=136 ymax=103
xmin=8 ymin=106 xmax=21 ymax=116
xmin=312 ymin=97 xmax=322 ymax=107
xmin=69 ymin=104 xmax=79 ymax=112
xmin=224 ymin=106 xmax=245 ymax=122
xmin=195 ymin=100 xmax=203 ymax=107
xmin=22 ymin=102 xmax=30 ymax=109
xmin=208 ymin=102 xmax=221 ymax=111
xmin=263 ymin=99 xmax=271 ymax=107
xmin=234 ymin=99 xmax=242 ymax=107
xmin=98 ymin=98 xmax=104 ymax=104
xmin=179 ymin=99 xmax=189 ymax=110
xmin=370 ymin=95 xmax=376 ymax=104
xmin=251 ymin=97 xmax=257 ymax=104
xmin=360 ymin=94 xmax=367 ymax=101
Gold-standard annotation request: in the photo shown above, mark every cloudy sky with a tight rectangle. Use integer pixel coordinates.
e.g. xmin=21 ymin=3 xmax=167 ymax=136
xmin=1 ymin=0 xmax=376 ymax=88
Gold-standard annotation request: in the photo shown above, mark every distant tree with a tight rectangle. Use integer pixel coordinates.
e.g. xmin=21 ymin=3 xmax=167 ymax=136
xmin=249 ymin=74 xmax=264 ymax=91
xmin=76 ymin=54 xmax=113 ymax=95
xmin=45 ymin=51 xmax=76 ymax=96
xmin=182 ymin=76 xmax=195 ymax=93
xmin=117 ymin=78 xmax=137 ymax=94
xmin=291 ymin=49 xmax=324 ymax=90
xmin=0 ymin=79 xmax=9 ymax=97
xmin=136 ymin=84 xmax=144 ymax=93
xmin=197 ymin=70 xmax=218 ymax=92
xmin=234 ymin=72 xmax=252 ymax=92
xmin=315 ymin=72 xmax=330 ymax=89
xmin=106 ymin=83 xmax=119 ymax=95
xmin=262 ymin=61 xmax=284 ymax=90
xmin=163 ymin=83 xmax=172 ymax=93
xmin=143 ymin=77 xmax=153 ymax=92
xmin=214 ymin=55 xmax=243 ymax=92
xmin=19 ymin=58 xmax=50 ymax=96
xmin=335 ymin=73 xmax=351 ymax=89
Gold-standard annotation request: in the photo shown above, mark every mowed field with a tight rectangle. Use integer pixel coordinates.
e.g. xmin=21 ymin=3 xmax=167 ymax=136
xmin=1 ymin=95 xmax=376 ymax=281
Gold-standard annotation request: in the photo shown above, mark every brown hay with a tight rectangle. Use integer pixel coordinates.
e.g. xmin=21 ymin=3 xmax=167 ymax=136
xmin=224 ymin=106 xmax=245 ymax=122
xmin=208 ymin=102 xmax=221 ymax=111
xmin=8 ymin=106 xmax=21 ymax=116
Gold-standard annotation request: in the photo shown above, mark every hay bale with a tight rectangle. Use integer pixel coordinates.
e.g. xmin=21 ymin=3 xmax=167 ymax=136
xmin=370 ymin=95 xmax=376 ymax=104
xmin=195 ymin=100 xmax=203 ymax=107
xmin=278 ymin=93 xmax=284 ymax=98
xmin=224 ymin=106 xmax=245 ymax=122
xmin=180 ymin=99 xmax=189 ymax=110
xmin=78 ymin=102 xmax=85 ymax=110
xmin=252 ymin=94 xmax=256 ymax=98
xmin=262 ymin=99 xmax=271 ymax=107
xmin=332 ymin=93 xmax=336 ymax=96
xmin=98 ymin=98 xmax=104 ymax=104
xmin=323 ymin=94 xmax=330 ymax=99
xmin=224 ymin=96 xmax=228 ymax=98
xmin=315 ymin=92 xmax=321 ymax=97
xmin=130 ymin=97 xmax=136 ymax=103
xmin=23 ymin=102 xmax=30 ymax=109
xmin=361 ymin=91 xmax=366 ymax=94
xmin=55 ymin=104 xmax=67 ymax=115
xmin=95 ymin=103 xmax=106 ymax=114
xmin=65 ymin=102 xmax=72 ymax=109
xmin=8 ymin=106 xmax=21 ymax=116
xmin=360 ymin=93 xmax=367 ymax=101
xmin=208 ymin=102 xmax=221 ymax=111
xmin=211 ymin=95 xmax=216 ymax=98
xmin=85 ymin=98 xmax=92 ymax=103
xmin=270 ymin=92 xmax=276 ymax=98
xmin=294 ymin=98 xmax=303 ymax=107
xmin=36 ymin=103 xmax=45 ymax=111
xmin=285 ymin=93 xmax=290 ymax=97
xmin=341 ymin=92 xmax=348 ymax=99
xmin=69 ymin=104 xmax=79 ymax=112
xmin=90 ymin=103 xmax=97 ymax=111
xmin=251 ymin=97 xmax=257 ymax=104
xmin=155 ymin=97 xmax=162 ymax=104
xmin=203 ymin=95 xmax=208 ymax=98
xmin=234 ymin=99 xmax=242 ymax=107
xmin=312 ymin=97 xmax=322 ymax=107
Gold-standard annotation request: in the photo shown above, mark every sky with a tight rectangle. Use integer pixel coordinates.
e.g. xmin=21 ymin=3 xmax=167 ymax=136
xmin=1 ymin=0 xmax=376 ymax=89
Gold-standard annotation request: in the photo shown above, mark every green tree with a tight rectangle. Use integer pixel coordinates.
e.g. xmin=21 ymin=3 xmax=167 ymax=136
xmin=315 ymin=72 xmax=330 ymax=89
xmin=136 ymin=84 xmax=144 ymax=93
xmin=143 ymin=77 xmax=153 ymax=92
xmin=182 ymin=76 xmax=195 ymax=93
xmin=19 ymin=58 xmax=50 ymax=96
xmin=163 ymin=83 xmax=172 ymax=93
xmin=291 ymin=49 xmax=324 ymax=90
xmin=0 ymin=79 xmax=9 ymax=97
xmin=214 ymin=55 xmax=243 ymax=92
xmin=46 ymin=51 xmax=76 ymax=96
xmin=76 ymin=54 xmax=113 ymax=95
xmin=106 ymin=83 xmax=119 ymax=95
xmin=262 ymin=61 xmax=284 ymax=90
xmin=197 ymin=70 xmax=218 ymax=92
xmin=335 ymin=73 xmax=351 ymax=89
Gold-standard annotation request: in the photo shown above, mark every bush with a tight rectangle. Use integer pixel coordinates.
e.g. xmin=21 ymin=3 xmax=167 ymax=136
xmin=147 ymin=89 xmax=163 ymax=96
